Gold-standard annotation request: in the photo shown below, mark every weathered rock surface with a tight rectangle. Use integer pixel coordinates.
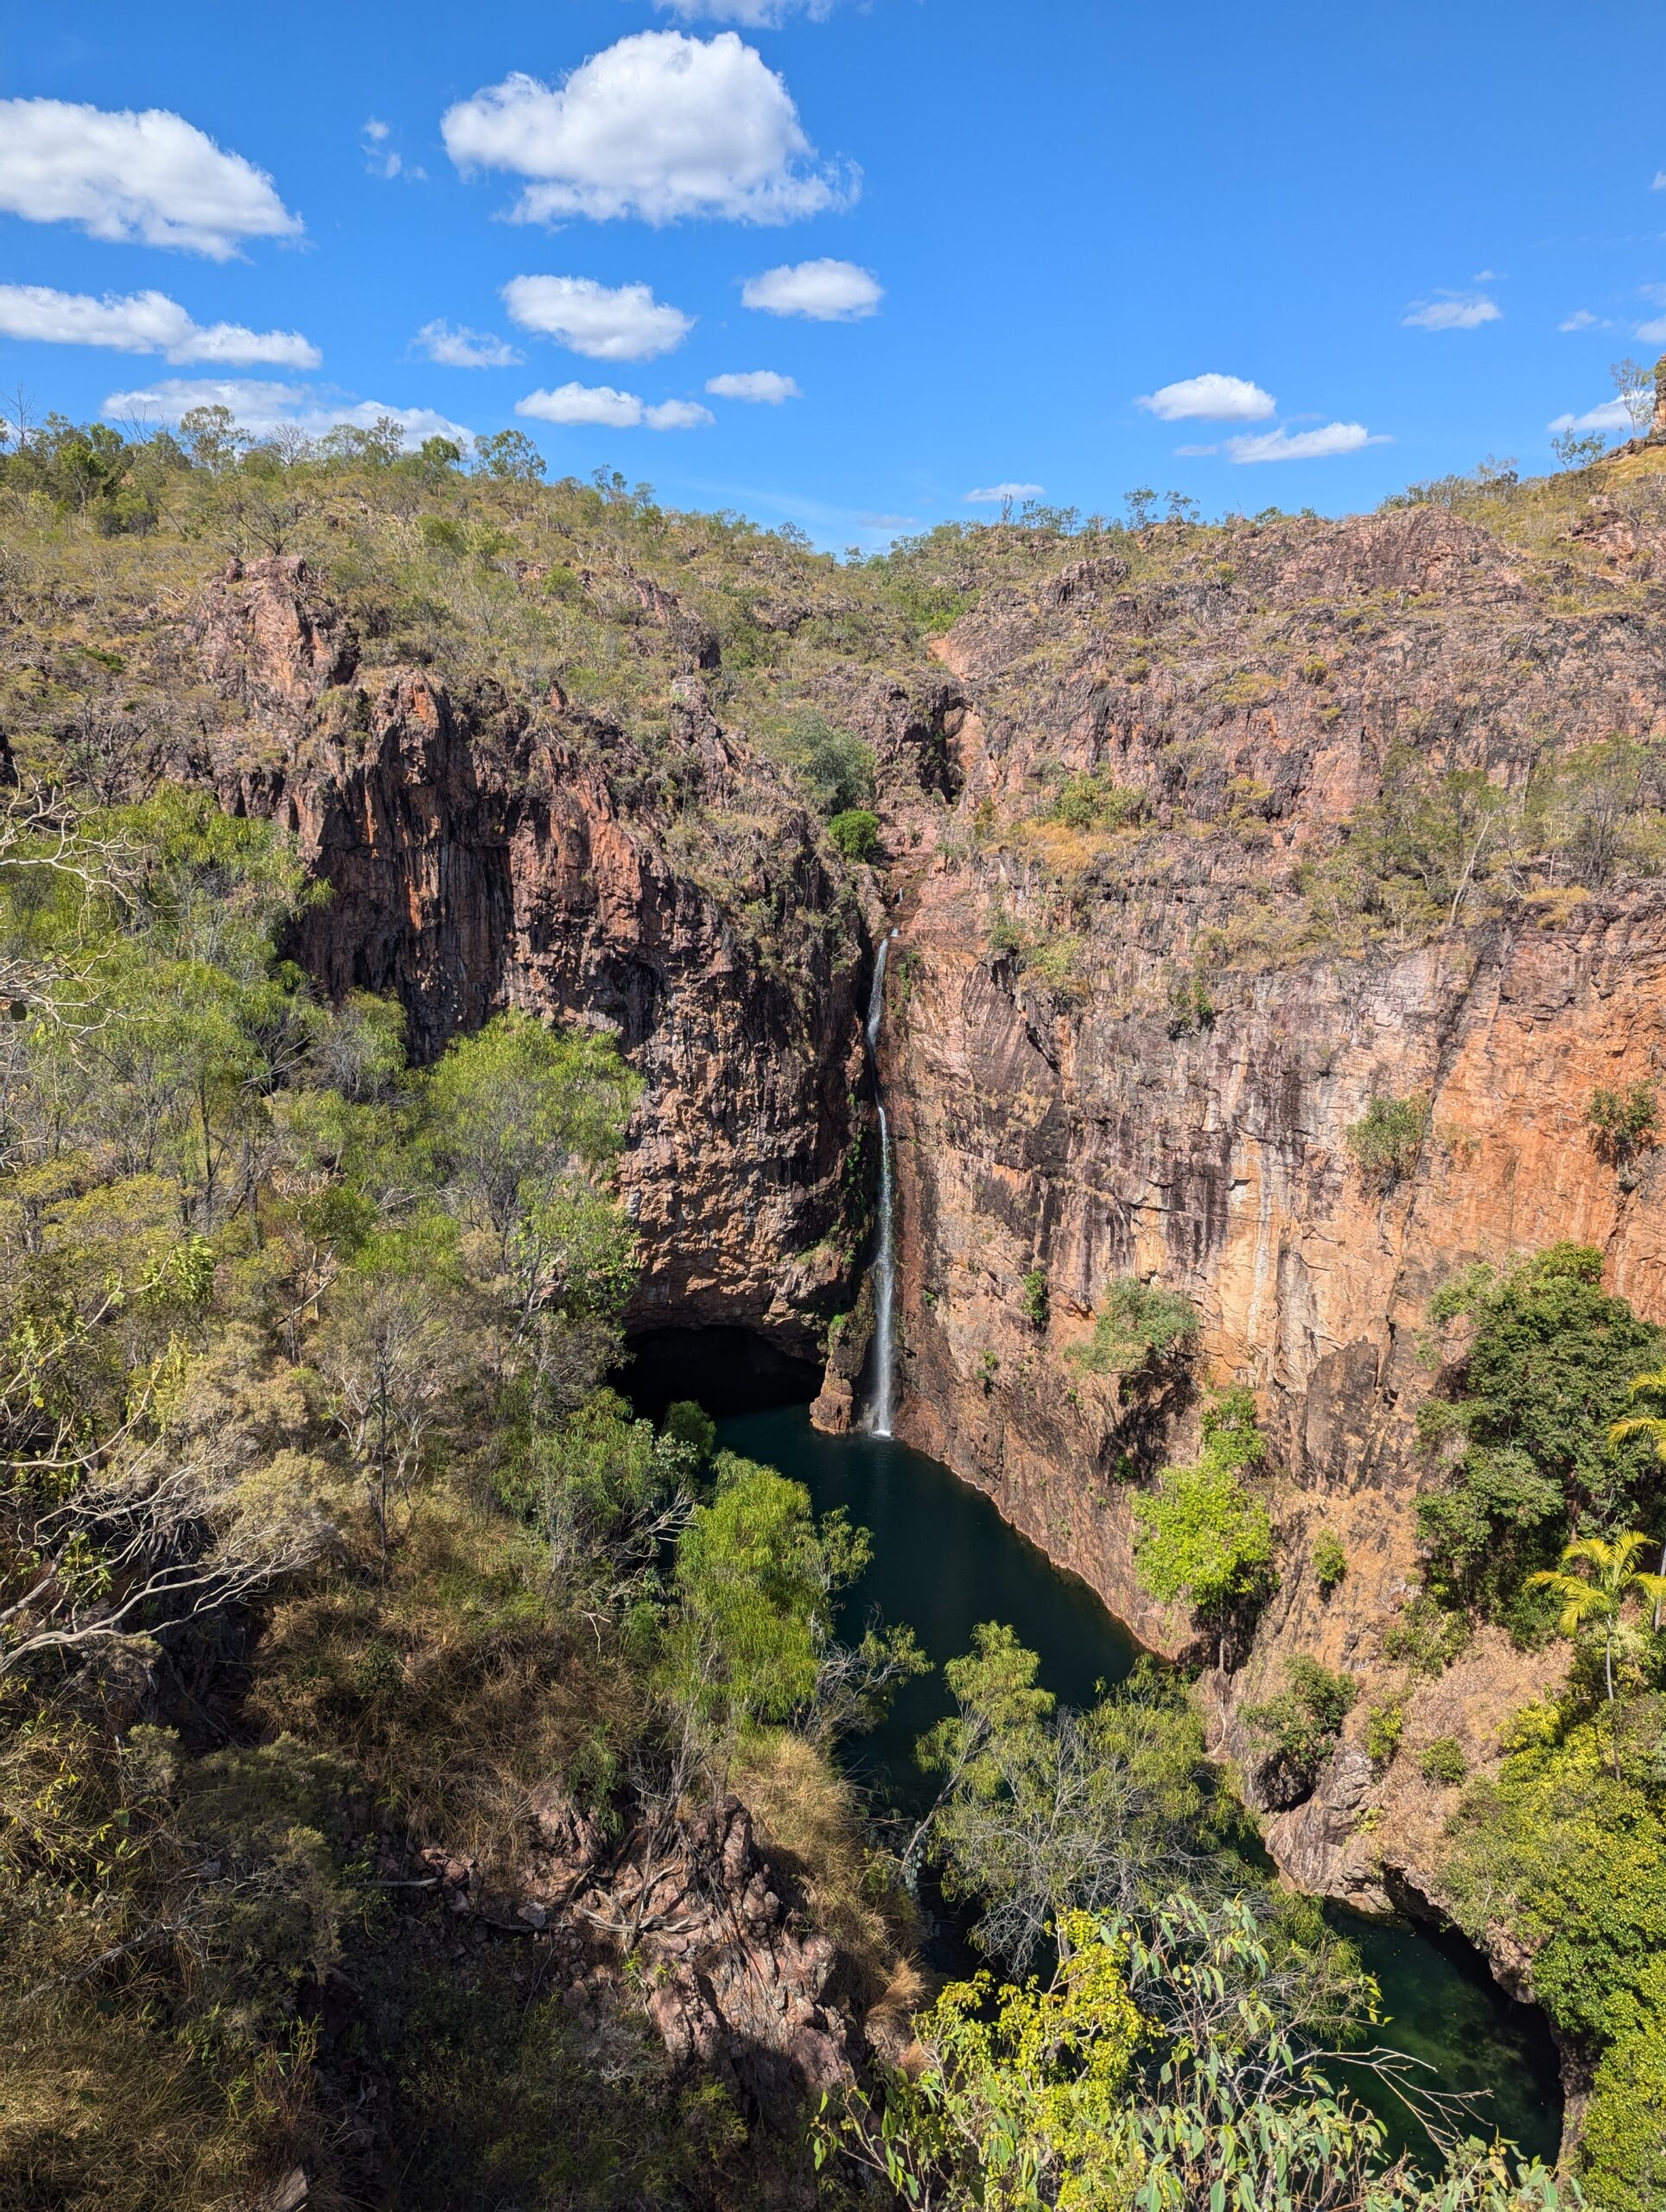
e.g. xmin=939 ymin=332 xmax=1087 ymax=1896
xmin=419 ymin=1789 xmax=862 ymax=2113
xmin=873 ymin=499 xmax=1666 ymax=1917
xmin=183 ymin=556 xmax=869 ymax=1352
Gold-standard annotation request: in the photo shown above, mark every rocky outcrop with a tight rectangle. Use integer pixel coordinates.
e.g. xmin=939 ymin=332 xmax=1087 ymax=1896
xmin=864 ymin=497 xmax=1666 ymax=1910
xmin=182 ymin=556 xmax=870 ymax=1353
xmin=417 ymin=1789 xmax=862 ymax=2113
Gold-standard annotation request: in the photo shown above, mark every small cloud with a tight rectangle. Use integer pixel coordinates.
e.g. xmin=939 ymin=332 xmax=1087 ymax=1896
xmin=0 ymin=96 xmax=301 ymax=258
xmin=361 ymin=118 xmax=402 ymax=180
xmin=442 ymin=30 xmax=852 ymax=226
xmin=741 ymin=258 xmax=881 ymax=321
xmin=705 ymin=369 xmax=801 ymax=403
xmin=1548 ymin=397 xmax=1631 ymax=434
xmin=1471 ymin=268 xmax=1504 ymax=283
xmin=645 ymin=397 xmax=714 ymax=429
xmin=502 ymin=275 xmax=691 ymax=361
xmin=652 ymin=0 xmax=835 ymax=20
xmin=1402 ymin=294 xmax=1502 ymax=330
xmin=1636 ymin=316 xmax=1666 ymax=345
xmin=0 ymin=282 xmax=319 ymax=367
xmin=515 ymin=381 xmax=710 ymax=429
xmin=964 ymin=481 xmax=1043 ymax=502
xmin=1226 ymin=422 xmax=1388 ymax=463
xmin=1559 ymin=308 xmax=1600 ymax=332
xmin=414 ymin=319 xmax=523 ymax=369
xmin=104 ymin=376 xmax=472 ymax=448
xmin=1136 ymin=372 xmax=1275 ymax=423
xmin=1173 ymin=443 xmax=1218 ymax=457
xmin=1654 ymin=170 xmax=1666 ymax=188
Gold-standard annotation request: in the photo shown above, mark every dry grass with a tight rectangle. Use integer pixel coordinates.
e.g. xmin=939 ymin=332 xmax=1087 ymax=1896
xmin=733 ymin=1730 xmax=925 ymax=2031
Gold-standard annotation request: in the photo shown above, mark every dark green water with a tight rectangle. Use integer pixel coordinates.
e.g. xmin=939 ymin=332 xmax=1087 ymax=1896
xmin=716 ymin=1404 xmax=1563 ymax=2168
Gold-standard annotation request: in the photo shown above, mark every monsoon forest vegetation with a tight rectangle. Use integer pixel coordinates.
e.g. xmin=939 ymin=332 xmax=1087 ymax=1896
xmin=2 ymin=404 xmax=1665 ymax=2209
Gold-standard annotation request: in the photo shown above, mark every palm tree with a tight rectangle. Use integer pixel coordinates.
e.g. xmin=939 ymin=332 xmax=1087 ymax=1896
xmin=1608 ymin=1366 xmax=1666 ymax=1627
xmin=1527 ymin=1533 xmax=1666 ymax=1772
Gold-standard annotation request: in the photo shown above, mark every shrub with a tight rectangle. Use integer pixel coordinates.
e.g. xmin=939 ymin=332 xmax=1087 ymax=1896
xmin=1415 ymin=1243 xmax=1665 ymax=1613
xmin=663 ymin=1399 xmax=715 ymax=1468
xmin=1049 ymin=768 xmax=1145 ymax=832
xmin=1381 ymin=1592 xmax=1472 ymax=1677
xmin=1588 ymin=1082 xmax=1659 ymax=1165
xmin=1133 ymin=1389 xmax=1275 ymax=1643
xmin=1242 ymin=1656 xmax=1358 ymax=1799
xmin=1312 ymin=1531 xmax=1348 ymax=1595
xmin=779 ymin=709 xmax=875 ymax=817
xmin=1067 ymin=1278 xmax=1199 ymax=1378
xmin=1020 ymin=1268 xmax=1049 ymax=1329
xmin=1345 ymin=1094 xmax=1426 ymax=1188
xmin=827 ymin=808 xmax=881 ymax=862
xmin=1582 ymin=2018 xmax=1666 ymax=2212
xmin=1418 ymin=1736 xmax=1467 ymax=1785
xmin=1167 ymin=970 xmax=1216 ymax=1036
xmin=1364 ymin=1698 xmax=1406 ymax=1770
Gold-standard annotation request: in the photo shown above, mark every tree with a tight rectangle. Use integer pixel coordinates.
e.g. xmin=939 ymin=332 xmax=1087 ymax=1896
xmin=1526 ymin=1529 xmax=1666 ymax=1725
xmin=826 ymin=808 xmax=880 ymax=861
xmin=816 ymin=1893 xmax=1567 ymax=2212
xmin=913 ymin=1631 xmax=1223 ymax=1968
xmin=1066 ymin=1277 xmax=1199 ymax=1378
xmin=1416 ymin=1243 xmax=1665 ymax=1614
xmin=1133 ymin=1387 xmax=1274 ymax=1657
xmin=667 ymin=1452 xmax=920 ymax=1742
xmin=474 ymin=428 xmax=546 ymax=483
xmin=1612 ymin=357 xmax=1656 ymax=439
xmin=1610 ymin=1363 xmax=1666 ymax=1624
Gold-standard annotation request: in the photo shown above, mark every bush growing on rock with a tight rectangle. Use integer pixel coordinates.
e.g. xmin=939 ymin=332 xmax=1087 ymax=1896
xmin=1242 ymin=1656 xmax=1358 ymax=1802
xmin=1345 ymin=1092 xmax=1427 ymax=1189
xmin=1068 ymin=1277 xmax=1199 ymax=1379
xmin=827 ymin=807 xmax=881 ymax=861
xmin=1133 ymin=1388 xmax=1275 ymax=1658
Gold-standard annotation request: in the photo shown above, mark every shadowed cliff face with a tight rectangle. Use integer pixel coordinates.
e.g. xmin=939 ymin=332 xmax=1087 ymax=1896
xmin=868 ymin=497 xmax=1666 ymax=1913
xmin=186 ymin=555 xmax=870 ymax=1354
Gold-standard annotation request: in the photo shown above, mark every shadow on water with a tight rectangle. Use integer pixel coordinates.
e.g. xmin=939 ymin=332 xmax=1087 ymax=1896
xmin=667 ymin=1382 xmax=1562 ymax=2171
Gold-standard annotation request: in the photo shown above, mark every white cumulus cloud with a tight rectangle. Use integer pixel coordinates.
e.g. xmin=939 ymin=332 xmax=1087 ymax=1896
xmin=1559 ymin=308 xmax=1600 ymax=332
xmin=0 ymin=98 xmax=300 ymax=258
xmin=516 ymin=381 xmax=710 ymax=429
xmin=645 ymin=397 xmax=714 ymax=429
xmin=104 ymin=377 xmax=472 ymax=448
xmin=442 ymin=30 xmax=849 ymax=226
xmin=1135 ymin=372 xmax=1275 ymax=423
xmin=1637 ymin=317 xmax=1666 ymax=346
xmin=413 ymin=320 xmax=524 ymax=368
xmin=965 ymin=481 xmax=1044 ymax=503
xmin=1226 ymin=423 xmax=1386 ymax=463
xmin=741 ymin=257 xmax=881 ymax=321
xmin=1548 ymin=397 xmax=1633 ymax=435
xmin=705 ymin=369 xmax=800 ymax=403
xmin=0 ymin=283 xmax=319 ymax=367
xmin=501 ymin=275 xmax=691 ymax=360
xmin=1402 ymin=295 xmax=1501 ymax=331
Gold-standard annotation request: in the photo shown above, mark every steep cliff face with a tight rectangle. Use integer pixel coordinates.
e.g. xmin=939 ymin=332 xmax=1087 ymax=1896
xmin=866 ymin=493 xmax=1666 ymax=1911
xmin=185 ymin=556 xmax=869 ymax=1352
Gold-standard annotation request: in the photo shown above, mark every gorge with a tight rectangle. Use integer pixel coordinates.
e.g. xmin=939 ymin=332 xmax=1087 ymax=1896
xmin=7 ymin=428 xmax=1666 ymax=2209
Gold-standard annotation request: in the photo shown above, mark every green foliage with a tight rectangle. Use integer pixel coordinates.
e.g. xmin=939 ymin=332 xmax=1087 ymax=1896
xmin=817 ymin=1891 xmax=1567 ymax=2212
xmin=1242 ymin=1656 xmax=1358 ymax=1796
xmin=1313 ymin=1529 xmax=1349 ymax=1594
xmin=1588 ymin=1082 xmax=1659 ymax=1166
xmin=1582 ymin=2021 xmax=1666 ymax=2212
xmin=826 ymin=806 xmax=881 ymax=861
xmin=1381 ymin=1591 xmax=1472 ymax=1677
xmin=917 ymin=1637 xmax=1229 ymax=1968
xmin=774 ymin=707 xmax=874 ymax=817
xmin=1020 ymin=1267 xmax=1050 ymax=1329
xmin=663 ymin=1398 xmax=716 ymax=1468
xmin=1066 ymin=1276 xmax=1199 ymax=1377
xmin=1048 ymin=767 xmax=1145 ymax=832
xmin=1346 ymin=1092 xmax=1427 ymax=1188
xmin=1364 ymin=1697 xmax=1407 ymax=1770
xmin=1415 ymin=1244 xmax=1666 ymax=1613
xmin=1419 ymin=1735 xmax=1468 ymax=1785
xmin=1133 ymin=1388 xmax=1275 ymax=1637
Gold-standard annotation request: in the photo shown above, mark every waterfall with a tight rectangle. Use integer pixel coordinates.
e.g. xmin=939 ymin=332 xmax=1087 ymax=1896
xmin=865 ymin=935 xmax=897 ymax=1437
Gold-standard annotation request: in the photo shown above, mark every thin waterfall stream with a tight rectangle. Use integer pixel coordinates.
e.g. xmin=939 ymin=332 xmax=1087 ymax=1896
xmin=863 ymin=933 xmax=897 ymax=1438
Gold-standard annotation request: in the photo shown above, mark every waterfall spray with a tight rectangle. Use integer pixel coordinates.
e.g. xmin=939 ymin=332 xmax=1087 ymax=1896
xmin=864 ymin=935 xmax=897 ymax=1438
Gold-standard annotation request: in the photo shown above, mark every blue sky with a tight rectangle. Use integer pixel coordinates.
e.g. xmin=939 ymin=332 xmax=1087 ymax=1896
xmin=3 ymin=0 xmax=1665 ymax=547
